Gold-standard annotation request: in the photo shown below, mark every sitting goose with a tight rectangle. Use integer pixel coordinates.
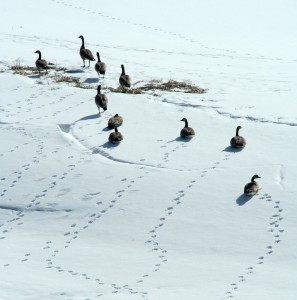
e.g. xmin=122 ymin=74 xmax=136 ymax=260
xmin=108 ymin=114 xmax=123 ymax=129
xmin=95 ymin=85 xmax=108 ymax=114
xmin=95 ymin=52 xmax=106 ymax=78
xmin=119 ymin=64 xmax=131 ymax=89
xmin=109 ymin=126 xmax=123 ymax=144
xmin=78 ymin=35 xmax=95 ymax=67
xmin=34 ymin=50 xmax=48 ymax=74
xmin=244 ymin=175 xmax=261 ymax=196
xmin=230 ymin=126 xmax=246 ymax=148
xmin=180 ymin=118 xmax=195 ymax=138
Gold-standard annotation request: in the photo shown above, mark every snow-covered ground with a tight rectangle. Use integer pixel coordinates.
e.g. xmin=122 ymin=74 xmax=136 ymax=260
xmin=1 ymin=1 xmax=297 ymax=299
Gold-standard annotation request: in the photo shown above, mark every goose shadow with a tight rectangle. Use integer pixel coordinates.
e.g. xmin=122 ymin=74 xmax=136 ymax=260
xmin=167 ymin=137 xmax=193 ymax=143
xmin=223 ymin=146 xmax=244 ymax=153
xmin=102 ymin=127 xmax=111 ymax=132
xmin=94 ymin=142 xmax=121 ymax=151
xmin=28 ymin=74 xmax=41 ymax=79
xmin=78 ymin=113 xmax=99 ymax=121
xmin=236 ymin=194 xmax=252 ymax=206
xmin=84 ymin=78 xmax=99 ymax=84
xmin=65 ymin=69 xmax=85 ymax=74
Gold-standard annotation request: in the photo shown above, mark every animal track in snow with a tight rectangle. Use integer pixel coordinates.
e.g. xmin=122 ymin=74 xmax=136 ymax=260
xmin=0 ymin=151 xmax=84 ymax=237
xmin=138 ymin=148 xmax=238 ymax=286
xmin=43 ymin=166 xmax=149 ymax=295
xmin=221 ymin=192 xmax=285 ymax=299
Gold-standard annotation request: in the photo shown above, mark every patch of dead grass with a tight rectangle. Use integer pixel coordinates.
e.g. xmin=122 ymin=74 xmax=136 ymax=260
xmin=107 ymin=79 xmax=207 ymax=94
xmin=52 ymin=74 xmax=94 ymax=89
xmin=9 ymin=61 xmax=67 ymax=76
xmin=8 ymin=63 xmax=207 ymax=93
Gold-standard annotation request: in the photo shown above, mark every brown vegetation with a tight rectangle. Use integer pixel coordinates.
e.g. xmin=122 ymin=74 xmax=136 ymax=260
xmin=9 ymin=62 xmax=207 ymax=94
xmin=108 ymin=79 xmax=207 ymax=94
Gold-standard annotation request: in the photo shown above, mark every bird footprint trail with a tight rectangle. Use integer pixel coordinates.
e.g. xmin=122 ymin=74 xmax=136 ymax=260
xmin=41 ymin=165 xmax=150 ymax=298
xmin=49 ymin=0 xmax=270 ymax=61
xmin=138 ymin=151 xmax=232 ymax=286
xmin=221 ymin=193 xmax=285 ymax=299
xmin=0 ymin=131 xmax=85 ymax=240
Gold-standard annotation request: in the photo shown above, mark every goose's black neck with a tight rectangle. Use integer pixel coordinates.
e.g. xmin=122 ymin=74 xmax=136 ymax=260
xmin=115 ymin=127 xmax=118 ymax=133
xmin=236 ymin=126 xmax=241 ymax=136
xmin=96 ymin=52 xmax=101 ymax=62
xmin=183 ymin=119 xmax=188 ymax=128
xmin=80 ymin=36 xmax=85 ymax=49
xmin=251 ymin=175 xmax=256 ymax=182
xmin=36 ymin=51 xmax=42 ymax=60
xmin=114 ymin=114 xmax=119 ymax=117
xmin=121 ymin=64 xmax=125 ymax=75
xmin=97 ymin=86 xmax=101 ymax=94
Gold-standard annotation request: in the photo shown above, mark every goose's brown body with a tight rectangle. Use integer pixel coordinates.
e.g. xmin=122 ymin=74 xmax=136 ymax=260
xmin=34 ymin=50 xmax=48 ymax=73
xmin=244 ymin=175 xmax=261 ymax=196
xmin=95 ymin=52 xmax=106 ymax=77
xmin=119 ymin=64 xmax=131 ymax=88
xmin=109 ymin=127 xmax=123 ymax=144
xmin=230 ymin=126 xmax=246 ymax=148
xmin=180 ymin=118 xmax=195 ymax=138
xmin=78 ymin=35 xmax=95 ymax=67
xmin=95 ymin=85 xmax=108 ymax=114
xmin=108 ymin=114 xmax=123 ymax=129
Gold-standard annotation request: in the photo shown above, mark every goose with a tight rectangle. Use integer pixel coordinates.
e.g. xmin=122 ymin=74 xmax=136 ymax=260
xmin=34 ymin=50 xmax=48 ymax=73
xmin=109 ymin=126 xmax=123 ymax=144
xmin=78 ymin=35 xmax=95 ymax=67
xmin=244 ymin=174 xmax=261 ymax=196
xmin=230 ymin=126 xmax=246 ymax=148
xmin=180 ymin=118 xmax=195 ymax=138
xmin=119 ymin=64 xmax=131 ymax=89
xmin=95 ymin=85 xmax=108 ymax=114
xmin=108 ymin=114 xmax=123 ymax=129
xmin=95 ymin=52 xmax=106 ymax=78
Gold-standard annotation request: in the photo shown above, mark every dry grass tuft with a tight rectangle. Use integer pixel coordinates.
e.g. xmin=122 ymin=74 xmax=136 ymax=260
xmin=11 ymin=64 xmax=38 ymax=76
xmin=9 ymin=62 xmax=92 ymax=87
xmin=52 ymin=74 xmax=93 ymax=89
xmin=108 ymin=86 xmax=144 ymax=94
xmin=9 ymin=61 xmax=67 ymax=76
xmin=8 ymin=62 xmax=207 ymax=93
xmin=53 ymin=74 xmax=80 ymax=84
xmin=107 ymin=79 xmax=207 ymax=94
xmin=144 ymin=79 xmax=207 ymax=93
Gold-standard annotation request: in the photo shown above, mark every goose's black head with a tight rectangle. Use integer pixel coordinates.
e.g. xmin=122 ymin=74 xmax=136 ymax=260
xmin=251 ymin=174 xmax=261 ymax=182
xmin=34 ymin=50 xmax=41 ymax=54
xmin=180 ymin=118 xmax=189 ymax=127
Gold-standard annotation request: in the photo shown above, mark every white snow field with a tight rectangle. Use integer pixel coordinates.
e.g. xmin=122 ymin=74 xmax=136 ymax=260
xmin=1 ymin=0 xmax=297 ymax=299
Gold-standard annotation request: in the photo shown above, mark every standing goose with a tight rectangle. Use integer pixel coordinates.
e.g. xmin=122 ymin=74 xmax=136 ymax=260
xmin=180 ymin=118 xmax=195 ymax=138
xmin=108 ymin=114 xmax=123 ymax=129
xmin=244 ymin=175 xmax=261 ymax=196
xmin=230 ymin=126 xmax=246 ymax=148
xmin=78 ymin=35 xmax=95 ymax=67
xmin=34 ymin=50 xmax=48 ymax=74
xmin=95 ymin=85 xmax=108 ymax=114
xmin=119 ymin=64 xmax=131 ymax=89
xmin=95 ymin=52 xmax=106 ymax=78
xmin=109 ymin=126 xmax=123 ymax=144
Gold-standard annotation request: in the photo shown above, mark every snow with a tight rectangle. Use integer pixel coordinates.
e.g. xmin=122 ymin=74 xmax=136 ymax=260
xmin=1 ymin=0 xmax=297 ymax=299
